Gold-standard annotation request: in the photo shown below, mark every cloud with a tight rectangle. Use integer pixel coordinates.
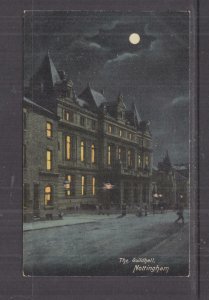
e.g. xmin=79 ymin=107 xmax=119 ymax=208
xmin=171 ymin=96 xmax=189 ymax=106
xmin=105 ymin=52 xmax=138 ymax=65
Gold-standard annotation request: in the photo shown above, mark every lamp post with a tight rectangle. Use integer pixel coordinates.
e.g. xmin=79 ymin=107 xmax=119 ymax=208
xmin=103 ymin=182 xmax=114 ymax=215
xmin=152 ymin=193 xmax=158 ymax=215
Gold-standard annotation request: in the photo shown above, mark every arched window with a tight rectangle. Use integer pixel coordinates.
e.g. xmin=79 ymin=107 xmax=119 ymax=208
xmin=91 ymin=144 xmax=95 ymax=163
xmin=107 ymin=145 xmax=111 ymax=165
xmin=81 ymin=176 xmax=86 ymax=195
xmin=80 ymin=141 xmax=85 ymax=162
xmin=66 ymin=136 xmax=71 ymax=160
xmin=44 ymin=185 xmax=53 ymax=206
xmin=92 ymin=177 xmax=96 ymax=195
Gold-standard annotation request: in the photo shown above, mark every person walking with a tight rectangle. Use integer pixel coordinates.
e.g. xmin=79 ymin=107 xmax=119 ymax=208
xmin=174 ymin=204 xmax=184 ymax=224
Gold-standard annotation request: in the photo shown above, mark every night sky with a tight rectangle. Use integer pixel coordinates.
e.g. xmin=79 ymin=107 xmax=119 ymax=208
xmin=24 ymin=11 xmax=189 ymax=165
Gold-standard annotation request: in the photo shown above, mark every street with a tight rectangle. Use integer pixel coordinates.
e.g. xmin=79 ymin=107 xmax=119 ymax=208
xmin=23 ymin=210 xmax=189 ymax=276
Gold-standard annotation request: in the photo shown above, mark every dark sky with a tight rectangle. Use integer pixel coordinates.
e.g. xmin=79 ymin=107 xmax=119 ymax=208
xmin=24 ymin=11 xmax=190 ymax=165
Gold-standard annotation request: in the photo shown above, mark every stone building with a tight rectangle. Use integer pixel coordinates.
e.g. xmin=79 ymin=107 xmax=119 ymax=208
xmin=152 ymin=152 xmax=189 ymax=210
xmin=23 ymin=53 xmax=153 ymax=220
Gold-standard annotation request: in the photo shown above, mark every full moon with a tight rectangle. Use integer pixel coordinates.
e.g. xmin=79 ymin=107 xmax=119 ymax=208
xmin=129 ymin=33 xmax=140 ymax=45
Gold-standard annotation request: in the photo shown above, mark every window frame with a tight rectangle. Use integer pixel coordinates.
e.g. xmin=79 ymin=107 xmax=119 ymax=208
xmin=44 ymin=185 xmax=53 ymax=207
xmin=46 ymin=121 xmax=53 ymax=138
xmin=46 ymin=149 xmax=52 ymax=171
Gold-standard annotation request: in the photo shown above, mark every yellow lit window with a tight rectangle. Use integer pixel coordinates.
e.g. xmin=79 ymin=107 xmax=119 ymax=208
xmin=46 ymin=150 xmax=52 ymax=170
xmin=66 ymin=136 xmax=71 ymax=160
xmin=81 ymin=176 xmax=86 ymax=195
xmin=91 ymin=144 xmax=95 ymax=163
xmin=107 ymin=145 xmax=111 ymax=165
xmin=46 ymin=122 xmax=52 ymax=138
xmin=65 ymin=175 xmax=71 ymax=196
xmin=44 ymin=186 xmax=52 ymax=206
xmin=80 ymin=141 xmax=85 ymax=162
xmin=92 ymin=177 xmax=96 ymax=195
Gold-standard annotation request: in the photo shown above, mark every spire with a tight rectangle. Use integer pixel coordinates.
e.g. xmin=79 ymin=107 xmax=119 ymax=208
xmin=31 ymin=52 xmax=62 ymax=91
xmin=131 ymin=101 xmax=141 ymax=124
xmin=163 ymin=150 xmax=172 ymax=169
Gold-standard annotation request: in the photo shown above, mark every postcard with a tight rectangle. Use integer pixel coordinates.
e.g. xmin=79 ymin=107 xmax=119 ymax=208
xmin=23 ymin=11 xmax=190 ymax=276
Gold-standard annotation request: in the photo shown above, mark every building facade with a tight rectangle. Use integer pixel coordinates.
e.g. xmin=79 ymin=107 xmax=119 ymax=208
xmin=152 ymin=152 xmax=189 ymax=210
xmin=23 ymin=53 xmax=153 ymax=220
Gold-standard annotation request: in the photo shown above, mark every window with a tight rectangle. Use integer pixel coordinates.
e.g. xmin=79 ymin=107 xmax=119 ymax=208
xmin=145 ymin=155 xmax=149 ymax=167
xmin=107 ymin=145 xmax=111 ymax=165
xmin=66 ymin=136 xmax=71 ymax=160
xmin=46 ymin=150 xmax=52 ymax=170
xmin=81 ymin=176 xmax=86 ymax=195
xmin=64 ymin=110 xmax=74 ymax=122
xmin=138 ymin=154 xmax=141 ymax=167
xmin=65 ymin=111 xmax=70 ymax=121
xmin=80 ymin=141 xmax=85 ymax=162
xmin=91 ymin=120 xmax=95 ymax=130
xmin=80 ymin=116 xmax=85 ymax=126
xmin=108 ymin=124 xmax=112 ymax=133
xmin=92 ymin=177 xmax=96 ymax=195
xmin=119 ymin=129 xmax=122 ymax=137
xmin=44 ymin=186 xmax=53 ymax=206
xmin=129 ymin=132 xmax=132 ymax=140
xmin=46 ymin=122 xmax=52 ymax=138
xmin=118 ymin=147 xmax=121 ymax=160
xmin=65 ymin=175 xmax=74 ymax=196
xmin=91 ymin=144 xmax=95 ymax=163
xmin=128 ymin=150 xmax=134 ymax=167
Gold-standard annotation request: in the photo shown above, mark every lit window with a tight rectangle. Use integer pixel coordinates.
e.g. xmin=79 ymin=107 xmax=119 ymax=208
xmin=91 ymin=144 xmax=95 ymax=163
xmin=80 ymin=116 xmax=85 ymax=126
xmin=92 ymin=177 xmax=96 ymax=195
xmin=118 ymin=147 xmax=121 ymax=160
xmin=119 ymin=129 xmax=122 ymax=137
xmin=108 ymin=124 xmax=112 ymax=133
xmin=46 ymin=150 xmax=52 ymax=170
xmin=107 ymin=145 xmax=111 ymax=165
xmin=81 ymin=176 xmax=86 ymax=195
xmin=44 ymin=186 xmax=53 ymax=206
xmin=66 ymin=136 xmax=71 ymax=160
xmin=46 ymin=122 xmax=52 ymax=138
xmin=65 ymin=175 xmax=75 ymax=196
xmin=80 ymin=141 xmax=85 ymax=162
xmin=138 ymin=154 xmax=141 ymax=167
xmin=65 ymin=111 xmax=69 ymax=121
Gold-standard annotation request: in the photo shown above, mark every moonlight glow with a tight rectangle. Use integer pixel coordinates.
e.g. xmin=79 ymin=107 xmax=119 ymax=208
xmin=129 ymin=33 xmax=140 ymax=44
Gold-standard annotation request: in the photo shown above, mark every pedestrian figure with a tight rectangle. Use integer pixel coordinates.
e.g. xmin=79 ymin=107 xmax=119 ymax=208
xmin=136 ymin=205 xmax=142 ymax=217
xmin=174 ymin=205 xmax=184 ymax=224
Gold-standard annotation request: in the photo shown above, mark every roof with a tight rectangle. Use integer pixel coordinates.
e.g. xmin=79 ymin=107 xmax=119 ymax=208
xmin=23 ymin=97 xmax=56 ymax=117
xmin=78 ymin=85 xmax=107 ymax=109
xmin=131 ymin=102 xmax=141 ymax=124
xmin=31 ymin=52 xmax=62 ymax=89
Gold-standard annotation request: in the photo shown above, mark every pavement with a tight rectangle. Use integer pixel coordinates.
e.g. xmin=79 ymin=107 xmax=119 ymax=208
xmin=23 ymin=210 xmax=189 ymax=276
xmin=23 ymin=213 xmax=118 ymax=231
